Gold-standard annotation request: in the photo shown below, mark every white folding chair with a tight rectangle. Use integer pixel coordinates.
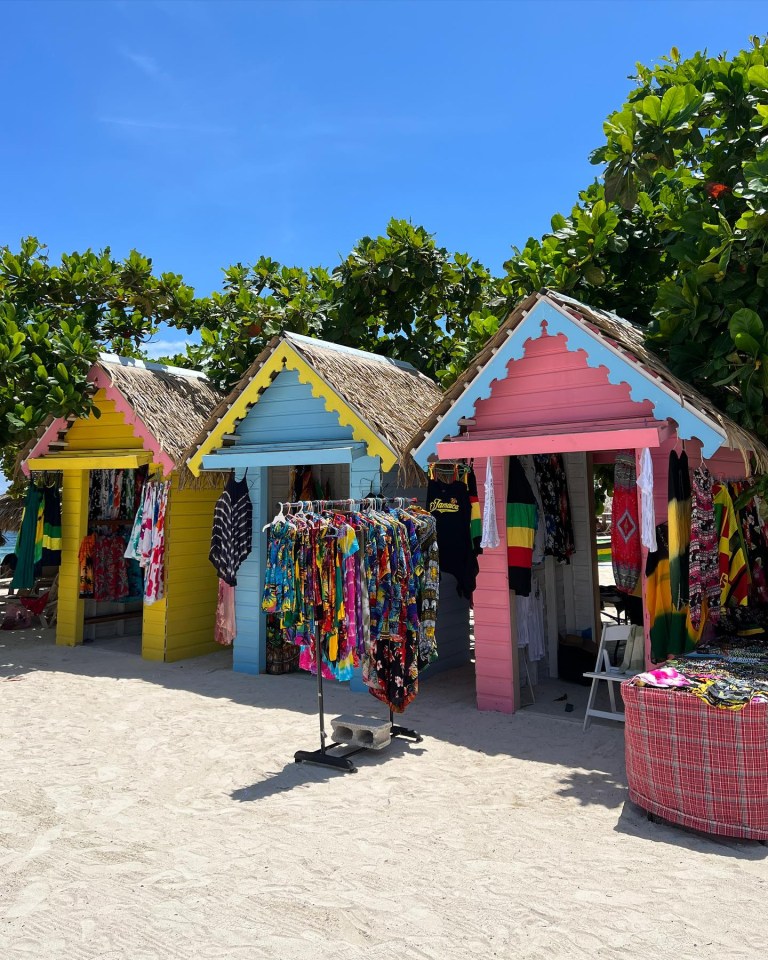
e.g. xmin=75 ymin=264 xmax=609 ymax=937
xmin=582 ymin=624 xmax=635 ymax=730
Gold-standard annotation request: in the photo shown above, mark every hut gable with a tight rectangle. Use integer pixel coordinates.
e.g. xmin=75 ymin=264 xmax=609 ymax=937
xmin=23 ymin=355 xmax=224 ymax=477
xmin=186 ymin=332 xmax=442 ymax=477
xmin=410 ymin=290 xmax=768 ymax=471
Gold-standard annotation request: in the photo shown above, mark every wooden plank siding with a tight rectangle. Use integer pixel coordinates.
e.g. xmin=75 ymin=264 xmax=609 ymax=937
xmin=471 ymin=455 xmax=515 ymax=712
xmin=52 ymin=393 xmax=222 ymax=662
xmin=162 ymin=476 xmax=222 ymax=662
xmin=65 ymin=391 xmax=146 ymax=451
xmin=207 ymin=366 xmax=391 ymax=677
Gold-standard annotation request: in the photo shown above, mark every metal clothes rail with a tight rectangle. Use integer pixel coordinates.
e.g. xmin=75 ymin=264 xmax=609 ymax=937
xmin=265 ymin=498 xmax=423 ymax=774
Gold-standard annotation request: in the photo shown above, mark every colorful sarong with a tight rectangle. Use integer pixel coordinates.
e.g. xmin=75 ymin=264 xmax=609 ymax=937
xmin=611 ymin=452 xmax=641 ymax=594
xmin=668 ymin=450 xmax=691 ymax=609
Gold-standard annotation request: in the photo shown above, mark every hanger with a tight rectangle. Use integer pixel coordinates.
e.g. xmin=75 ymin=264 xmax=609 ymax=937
xmin=263 ymin=501 xmax=286 ymax=532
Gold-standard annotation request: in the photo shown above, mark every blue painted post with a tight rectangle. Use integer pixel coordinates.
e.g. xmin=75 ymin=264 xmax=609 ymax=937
xmin=233 ymin=466 xmax=269 ymax=674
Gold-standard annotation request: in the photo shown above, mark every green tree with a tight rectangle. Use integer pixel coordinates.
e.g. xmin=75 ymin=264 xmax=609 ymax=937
xmin=174 ymin=220 xmax=502 ymax=392
xmin=0 ymin=238 xmax=208 ymax=477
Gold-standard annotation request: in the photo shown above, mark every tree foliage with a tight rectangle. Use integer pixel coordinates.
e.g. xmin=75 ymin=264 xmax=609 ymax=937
xmin=0 ymin=238 xmax=207 ymax=453
xmin=174 ymin=220 xmax=503 ymax=391
xmin=502 ymin=36 xmax=768 ymax=438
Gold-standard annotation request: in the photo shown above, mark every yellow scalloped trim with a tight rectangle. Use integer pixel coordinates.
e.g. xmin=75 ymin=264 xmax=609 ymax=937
xmin=187 ymin=342 xmax=396 ymax=476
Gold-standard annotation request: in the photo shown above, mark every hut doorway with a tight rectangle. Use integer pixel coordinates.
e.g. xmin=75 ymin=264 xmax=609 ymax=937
xmin=77 ymin=467 xmax=147 ymax=654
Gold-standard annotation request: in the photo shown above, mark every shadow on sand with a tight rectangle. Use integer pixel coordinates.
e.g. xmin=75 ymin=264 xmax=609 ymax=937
xmin=2 ymin=627 xmax=766 ymax=856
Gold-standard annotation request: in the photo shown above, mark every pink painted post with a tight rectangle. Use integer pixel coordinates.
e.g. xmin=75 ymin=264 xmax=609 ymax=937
xmin=635 ymin=447 xmax=652 ymax=670
xmin=472 ymin=455 xmax=517 ymax=713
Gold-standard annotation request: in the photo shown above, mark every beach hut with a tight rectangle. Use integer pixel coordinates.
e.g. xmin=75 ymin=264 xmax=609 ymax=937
xmin=409 ymin=289 xmax=768 ymax=713
xmin=185 ymin=332 xmax=471 ymax=677
xmin=21 ymin=354 xmax=225 ymax=661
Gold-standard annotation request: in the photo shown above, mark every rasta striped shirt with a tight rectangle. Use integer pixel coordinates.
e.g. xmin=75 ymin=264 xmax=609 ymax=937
xmin=209 ymin=474 xmax=253 ymax=586
xmin=507 ymin=456 xmax=537 ymax=597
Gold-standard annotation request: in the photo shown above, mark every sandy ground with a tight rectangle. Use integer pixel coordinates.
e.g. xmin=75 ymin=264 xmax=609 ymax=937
xmin=1 ymin=626 xmax=766 ymax=960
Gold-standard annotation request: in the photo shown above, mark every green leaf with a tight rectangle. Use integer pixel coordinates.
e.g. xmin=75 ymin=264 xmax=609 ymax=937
xmin=641 ymin=95 xmax=662 ymax=123
xmin=729 ymin=308 xmax=764 ymax=356
xmin=748 ymin=64 xmax=768 ymax=89
xmin=583 ymin=263 xmax=606 ymax=285
xmin=660 ymin=85 xmax=687 ymax=123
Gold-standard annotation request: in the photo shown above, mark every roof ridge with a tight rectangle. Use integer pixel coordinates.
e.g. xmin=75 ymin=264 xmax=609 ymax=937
xmin=98 ymin=353 xmax=209 ymax=381
xmin=283 ymin=332 xmax=419 ymax=372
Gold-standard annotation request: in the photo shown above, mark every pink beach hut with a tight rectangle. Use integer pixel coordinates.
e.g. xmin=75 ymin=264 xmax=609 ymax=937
xmin=409 ymin=290 xmax=768 ymax=713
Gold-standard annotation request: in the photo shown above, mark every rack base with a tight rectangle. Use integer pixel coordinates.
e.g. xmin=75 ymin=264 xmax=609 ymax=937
xmin=391 ymin=724 xmax=422 ymax=743
xmin=294 ymin=745 xmax=360 ymax=773
xmin=294 ymin=724 xmax=422 ymax=774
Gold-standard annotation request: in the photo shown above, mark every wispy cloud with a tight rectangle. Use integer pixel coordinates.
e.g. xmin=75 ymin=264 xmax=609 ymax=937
xmin=122 ymin=50 xmax=166 ymax=80
xmin=99 ymin=116 xmax=234 ymax=136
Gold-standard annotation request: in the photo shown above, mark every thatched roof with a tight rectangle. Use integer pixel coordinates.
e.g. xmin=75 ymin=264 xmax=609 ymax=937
xmin=410 ymin=289 xmax=768 ymax=473
xmin=99 ymin=356 xmax=224 ymax=467
xmin=0 ymin=494 xmax=23 ymax=533
xmin=185 ymin=332 xmax=442 ymax=480
xmin=18 ymin=356 xmax=225 ymax=486
xmin=285 ymin=334 xmax=442 ymax=459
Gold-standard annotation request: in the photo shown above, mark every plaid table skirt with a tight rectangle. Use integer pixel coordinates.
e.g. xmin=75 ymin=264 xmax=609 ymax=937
xmin=623 ymin=681 xmax=768 ymax=841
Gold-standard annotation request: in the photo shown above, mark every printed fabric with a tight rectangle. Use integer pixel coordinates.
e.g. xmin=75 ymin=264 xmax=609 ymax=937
xmin=88 ymin=468 xmax=146 ymax=521
xmin=428 ymin=475 xmax=479 ymax=599
xmin=261 ymin=502 xmax=438 ymax=713
xmin=506 ymin=456 xmax=537 ymax=597
xmin=533 ymin=453 xmax=574 ymax=563
xmin=611 ymin=451 xmax=641 ymax=594
xmin=209 ymin=473 xmax=253 ymax=586
xmin=667 ymin=450 xmax=692 ymax=610
xmin=713 ymin=482 xmax=749 ymax=615
xmin=688 ymin=465 xmax=718 ymax=631
xmin=730 ymin=481 xmax=768 ymax=605
xmin=78 ymin=532 xmax=130 ymax=601
xmin=215 ymin=580 xmax=237 ymax=646
xmin=124 ymin=480 xmax=170 ymax=604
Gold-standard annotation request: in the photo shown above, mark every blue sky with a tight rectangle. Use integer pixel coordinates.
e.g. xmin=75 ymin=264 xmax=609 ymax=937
xmin=1 ymin=0 xmax=767 ymax=366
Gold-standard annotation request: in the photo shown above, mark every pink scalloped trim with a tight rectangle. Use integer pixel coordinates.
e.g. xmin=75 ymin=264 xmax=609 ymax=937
xmin=22 ymin=364 xmax=175 ymax=476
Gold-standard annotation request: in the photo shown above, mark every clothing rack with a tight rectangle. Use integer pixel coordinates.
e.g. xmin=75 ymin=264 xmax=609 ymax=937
xmin=294 ymin=621 xmax=423 ymax=774
xmin=267 ymin=498 xmax=423 ymax=774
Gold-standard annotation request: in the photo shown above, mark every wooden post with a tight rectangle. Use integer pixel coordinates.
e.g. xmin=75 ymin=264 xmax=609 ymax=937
xmin=473 ymin=455 xmax=517 ymax=712
xmin=233 ymin=466 xmax=268 ymax=675
xmin=56 ymin=470 xmax=89 ymax=647
xmin=635 ymin=447 xmax=652 ymax=669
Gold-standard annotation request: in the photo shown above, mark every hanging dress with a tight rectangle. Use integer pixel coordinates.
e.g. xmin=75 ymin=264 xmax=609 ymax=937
xmin=479 ymin=457 xmax=500 ymax=550
xmin=688 ymin=465 xmax=718 ymax=631
xmin=11 ymin=484 xmax=44 ymax=591
xmin=533 ymin=453 xmax=575 ymax=563
xmin=611 ymin=451 xmax=641 ymax=593
xmin=667 ymin=449 xmax=692 ymax=609
xmin=645 ymin=523 xmax=690 ymax=661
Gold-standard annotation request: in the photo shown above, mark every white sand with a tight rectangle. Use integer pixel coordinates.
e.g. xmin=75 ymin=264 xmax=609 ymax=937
xmin=1 ymin=628 xmax=766 ymax=960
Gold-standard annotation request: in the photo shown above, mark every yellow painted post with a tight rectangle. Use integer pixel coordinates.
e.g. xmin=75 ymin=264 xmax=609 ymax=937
xmin=161 ymin=477 xmax=221 ymax=662
xmin=56 ymin=470 xmax=89 ymax=646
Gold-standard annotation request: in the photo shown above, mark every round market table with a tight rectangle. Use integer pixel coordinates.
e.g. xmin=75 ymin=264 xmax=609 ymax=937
xmin=622 ymin=680 xmax=768 ymax=841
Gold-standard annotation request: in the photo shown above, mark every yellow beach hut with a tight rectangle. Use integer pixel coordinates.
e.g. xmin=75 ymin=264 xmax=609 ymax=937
xmin=21 ymin=354 xmax=225 ymax=662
